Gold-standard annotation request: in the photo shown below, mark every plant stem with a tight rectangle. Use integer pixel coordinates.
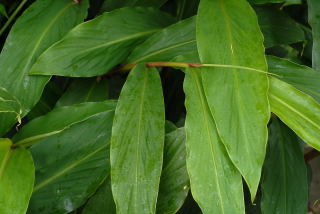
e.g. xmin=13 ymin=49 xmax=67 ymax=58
xmin=0 ymin=0 xmax=28 ymax=37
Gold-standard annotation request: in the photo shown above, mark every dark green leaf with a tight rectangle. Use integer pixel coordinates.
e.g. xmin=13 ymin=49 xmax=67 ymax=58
xmin=110 ymin=64 xmax=165 ymax=214
xmin=269 ymin=77 xmax=320 ymax=150
xmin=101 ymin=0 xmax=168 ymax=12
xmin=249 ymin=0 xmax=301 ymax=5
xmin=0 ymin=4 xmax=8 ymax=18
xmin=255 ymin=6 xmax=305 ymax=48
xmin=0 ymin=138 xmax=35 ymax=214
xmin=156 ymin=128 xmax=189 ymax=214
xmin=127 ymin=16 xmax=196 ymax=63
xmin=183 ymin=68 xmax=244 ymax=213
xmin=56 ymin=78 xmax=109 ymax=107
xmin=308 ymin=0 xmax=320 ymax=71
xmin=261 ymin=118 xmax=308 ymax=214
xmin=0 ymin=0 xmax=89 ymax=131
xmin=13 ymin=101 xmax=116 ymax=146
xmin=197 ymin=0 xmax=270 ymax=199
xmin=267 ymin=55 xmax=320 ymax=102
xmin=82 ymin=177 xmax=116 ymax=214
xmin=30 ymin=8 xmax=174 ymax=77
xmin=28 ymin=110 xmax=114 ymax=214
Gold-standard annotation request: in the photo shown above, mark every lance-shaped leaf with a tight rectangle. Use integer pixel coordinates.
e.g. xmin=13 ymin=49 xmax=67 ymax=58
xmin=110 ymin=64 xmax=165 ymax=214
xmin=28 ymin=110 xmax=114 ymax=214
xmin=30 ymin=8 xmax=174 ymax=77
xmin=267 ymin=55 xmax=320 ymax=102
xmin=13 ymin=101 xmax=116 ymax=146
xmin=156 ymin=128 xmax=189 ymax=214
xmin=269 ymin=77 xmax=320 ymax=150
xmin=56 ymin=78 xmax=109 ymax=107
xmin=197 ymin=0 xmax=270 ymax=199
xmin=183 ymin=68 xmax=244 ymax=214
xmin=82 ymin=177 xmax=116 ymax=214
xmin=0 ymin=88 xmax=22 ymax=136
xmin=0 ymin=0 xmax=89 ymax=129
xmin=255 ymin=6 xmax=305 ymax=48
xmin=101 ymin=0 xmax=168 ymax=11
xmin=261 ymin=118 xmax=308 ymax=214
xmin=308 ymin=0 xmax=320 ymax=72
xmin=0 ymin=138 xmax=35 ymax=214
xmin=127 ymin=17 xmax=197 ymax=63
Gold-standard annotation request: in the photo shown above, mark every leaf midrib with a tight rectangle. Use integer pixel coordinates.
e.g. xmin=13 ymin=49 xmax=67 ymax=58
xmin=33 ymin=144 xmax=108 ymax=192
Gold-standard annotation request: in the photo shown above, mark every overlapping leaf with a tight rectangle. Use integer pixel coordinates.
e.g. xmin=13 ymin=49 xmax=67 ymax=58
xmin=267 ymin=56 xmax=320 ymax=102
xmin=261 ymin=118 xmax=308 ymax=214
xmin=308 ymin=0 xmax=320 ymax=71
xmin=30 ymin=7 xmax=174 ymax=77
xmin=183 ymin=68 xmax=244 ymax=213
xmin=13 ymin=101 xmax=116 ymax=146
xmin=56 ymin=78 xmax=109 ymax=107
xmin=269 ymin=77 xmax=320 ymax=150
xmin=0 ymin=0 xmax=89 ymax=133
xmin=255 ymin=6 xmax=305 ymax=48
xmin=127 ymin=17 xmax=196 ymax=63
xmin=0 ymin=138 xmax=34 ymax=214
xmin=156 ymin=128 xmax=189 ymax=214
xmin=197 ymin=0 xmax=270 ymax=199
xmin=110 ymin=64 xmax=165 ymax=214
xmin=82 ymin=177 xmax=116 ymax=214
xmin=101 ymin=0 xmax=168 ymax=11
xmin=27 ymin=110 xmax=114 ymax=214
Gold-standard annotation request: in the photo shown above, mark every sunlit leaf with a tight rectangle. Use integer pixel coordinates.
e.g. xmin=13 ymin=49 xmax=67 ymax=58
xmin=197 ymin=0 xmax=270 ymax=199
xmin=110 ymin=64 xmax=165 ymax=214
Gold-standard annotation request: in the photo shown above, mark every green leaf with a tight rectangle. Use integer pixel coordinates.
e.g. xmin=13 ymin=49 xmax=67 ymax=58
xmin=0 ymin=4 xmax=8 ymax=18
xmin=183 ymin=68 xmax=244 ymax=214
xmin=82 ymin=177 xmax=116 ymax=214
xmin=13 ymin=101 xmax=116 ymax=146
xmin=110 ymin=64 xmax=165 ymax=214
xmin=0 ymin=138 xmax=35 ymax=214
xmin=30 ymin=8 xmax=174 ymax=77
xmin=101 ymin=0 xmax=168 ymax=12
xmin=196 ymin=0 xmax=270 ymax=199
xmin=56 ymin=78 xmax=109 ymax=107
xmin=261 ymin=118 xmax=308 ymax=214
xmin=28 ymin=110 xmax=114 ymax=214
xmin=127 ymin=16 xmax=196 ymax=63
xmin=0 ymin=0 xmax=89 ymax=131
xmin=156 ymin=128 xmax=189 ymax=214
xmin=267 ymin=55 xmax=320 ymax=102
xmin=308 ymin=0 xmax=320 ymax=71
xmin=269 ymin=77 xmax=320 ymax=150
xmin=0 ymin=88 xmax=22 ymax=136
xmin=255 ymin=6 xmax=305 ymax=48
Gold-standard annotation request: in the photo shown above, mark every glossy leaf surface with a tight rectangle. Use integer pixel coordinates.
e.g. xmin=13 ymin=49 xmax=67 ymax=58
xmin=28 ymin=110 xmax=114 ymax=214
xmin=261 ymin=118 xmax=308 ymax=214
xmin=156 ymin=128 xmax=189 ymax=214
xmin=269 ymin=77 xmax=320 ymax=150
xmin=308 ymin=0 xmax=320 ymax=71
xmin=0 ymin=0 xmax=89 ymax=116
xmin=56 ymin=78 xmax=109 ymax=107
xmin=111 ymin=64 xmax=165 ymax=214
xmin=30 ymin=7 xmax=174 ymax=77
xmin=267 ymin=56 xmax=320 ymax=102
xmin=82 ymin=177 xmax=116 ymax=214
xmin=0 ymin=138 xmax=35 ymax=214
xmin=127 ymin=17 xmax=196 ymax=63
xmin=197 ymin=0 xmax=270 ymax=198
xmin=184 ymin=68 xmax=244 ymax=214
xmin=255 ymin=6 xmax=304 ymax=48
xmin=13 ymin=101 xmax=116 ymax=145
